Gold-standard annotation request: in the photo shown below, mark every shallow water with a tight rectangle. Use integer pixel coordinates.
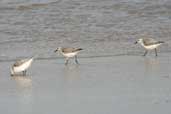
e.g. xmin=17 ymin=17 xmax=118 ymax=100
xmin=0 ymin=0 xmax=171 ymax=60
xmin=1 ymin=56 xmax=171 ymax=114
xmin=0 ymin=0 xmax=171 ymax=114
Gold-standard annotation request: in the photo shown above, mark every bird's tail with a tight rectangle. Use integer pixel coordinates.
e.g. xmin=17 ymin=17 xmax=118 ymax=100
xmin=76 ymin=48 xmax=83 ymax=51
xmin=158 ymin=41 xmax=164 ymax=44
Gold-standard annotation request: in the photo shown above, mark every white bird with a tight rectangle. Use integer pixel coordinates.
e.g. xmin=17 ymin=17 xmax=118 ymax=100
xmin=54 ymin=47 xmax=83 ymax=65
xmin=135 ymin=38 xmax=164 ymax=56
xmin=10 ymin=57 xmax=34 ymax=76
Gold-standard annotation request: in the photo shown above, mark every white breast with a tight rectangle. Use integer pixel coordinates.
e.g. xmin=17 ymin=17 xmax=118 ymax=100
xmin=144 ymin=44 xmax=161 ymax=50
xmin=13 ymin=58 xmax=33 ymax=73
xmin=62 ymin=52 xmax=78 ymax=58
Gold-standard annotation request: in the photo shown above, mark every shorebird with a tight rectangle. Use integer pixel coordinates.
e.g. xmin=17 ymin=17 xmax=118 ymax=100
xmin=134 ymin=38 xmax=164 ymax=56
xmin=10 ymin=57 xmax=34 ymax=76
xmin=54 ymin=47 xmax=83 ymax=65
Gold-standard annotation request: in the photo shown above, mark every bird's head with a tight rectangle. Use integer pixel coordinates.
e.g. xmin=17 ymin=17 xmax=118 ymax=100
xmin=134 ymin=38 xmax=143 ymax=44
xmin=54 ymin=47 xmax=62 ymax=53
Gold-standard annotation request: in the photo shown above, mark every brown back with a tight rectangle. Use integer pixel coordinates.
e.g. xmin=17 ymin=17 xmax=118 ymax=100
xmin=13 ymin=59 xmax=27 ymax=67
xmin=143 ymin=38 xmax=158 ymax=46
xmin=62 ymin=48 xmax=83 ymax=53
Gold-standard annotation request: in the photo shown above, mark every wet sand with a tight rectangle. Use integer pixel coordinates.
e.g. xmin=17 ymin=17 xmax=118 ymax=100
xmin=0 ymin=54 xmax=171 ymax=114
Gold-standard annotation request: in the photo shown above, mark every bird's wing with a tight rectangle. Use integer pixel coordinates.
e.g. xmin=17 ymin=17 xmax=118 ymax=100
xmin=143 ymin=38 xmax=158 ymax=46
xmin=62 ymin=48 xmax=82 ymax=53
xmin=13 ymin=59 xmax=27 ymax=66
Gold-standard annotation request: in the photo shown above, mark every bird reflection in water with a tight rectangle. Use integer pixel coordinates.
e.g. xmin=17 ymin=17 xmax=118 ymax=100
xmin=144 ymin=57 xmax=160 ymax=74
xmin=11 ymin=75 xmax=33 ymax=105
xmin=63 ymin=65 xmax=81 ymax=83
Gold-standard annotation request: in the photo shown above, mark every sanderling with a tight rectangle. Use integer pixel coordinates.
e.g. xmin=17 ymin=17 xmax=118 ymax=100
xmin=10 ymin=57 xmax=34 ymax=76
xmin=134 ymin=38 xmax=164 ymax=56
xmin=54 ymin=47 xmax=83 ymax=65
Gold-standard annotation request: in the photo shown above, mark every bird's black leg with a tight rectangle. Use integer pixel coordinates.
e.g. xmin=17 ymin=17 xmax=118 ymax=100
xmin=23 ymin=70 xmax=27 ymax=76
xmin=75 ymin=55 xmax=79 ymax=64
xmin=65 ymin=58 xmax=69 ymax=65
xmin=155 ymin=48 xmax=158 ymax=56
xmin=25 ymin=70 xmax=27 ymax=75
xmin=143 ymin=50 xmax=148 ymax=56
xmin=22 ymin=71 xmax=25 ymax=75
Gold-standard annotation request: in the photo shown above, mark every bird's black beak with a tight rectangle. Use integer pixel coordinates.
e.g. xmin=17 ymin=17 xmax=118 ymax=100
xmin=134 ymin=41 xmax=138 ymax=44
xmin=54 ymin=49 xmax=58 ymax=52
